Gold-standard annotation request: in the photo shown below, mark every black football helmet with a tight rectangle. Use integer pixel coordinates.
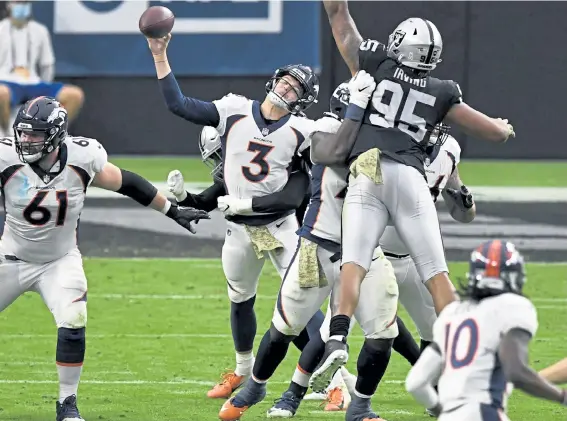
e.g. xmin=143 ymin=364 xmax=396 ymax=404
xmin=429 ymin=122 xmax=450 ymax=147
xmin=13 ymin=96 xmax=68 ymax=163
xmin=265 ymin=64 xmax=319 ymax=115
xmin=464 ymin=239 xmax=527 ymax=300
xmin=329 ymin=81 xmax=350 ymax=120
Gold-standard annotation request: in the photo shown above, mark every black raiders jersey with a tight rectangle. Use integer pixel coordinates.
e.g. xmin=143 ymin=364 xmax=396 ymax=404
xmin=349 ymin=39 xmax=462 ymax=175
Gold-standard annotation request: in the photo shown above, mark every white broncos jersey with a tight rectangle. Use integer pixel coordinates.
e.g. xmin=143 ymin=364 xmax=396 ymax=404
xmin=213 ymin=94 xmax=315 ymax=214
xmin=433 ymin=293 xmax=538 ymax=412
xmin=380 ymin=135 xmax=461 ymax=255
xmin=0 ymin=136 xmax=107 ymax=263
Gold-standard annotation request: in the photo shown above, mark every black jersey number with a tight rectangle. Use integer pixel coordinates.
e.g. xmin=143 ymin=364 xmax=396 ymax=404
xmin=23 ymin=190 xmax=68 ymax=226
xmin=370 ymin=79 xmax=437 ymax=143
xmin=242 ymin=141 xmax=274 ymax=183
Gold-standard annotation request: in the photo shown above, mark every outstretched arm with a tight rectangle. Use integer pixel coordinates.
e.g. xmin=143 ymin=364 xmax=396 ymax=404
xmin=323 ymin=1 xmax=363 ymax=76
xmin=92 ymin=162 xmax=209 ymax=233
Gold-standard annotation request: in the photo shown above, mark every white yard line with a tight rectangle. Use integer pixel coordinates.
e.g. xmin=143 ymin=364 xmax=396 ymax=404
xmin=85 ymin=183 xmax=567 ymax=202
xmin=87 ymin=293 xmax=567 ymax=304
xmin=0 ymin=378 xmax=405 ymax=386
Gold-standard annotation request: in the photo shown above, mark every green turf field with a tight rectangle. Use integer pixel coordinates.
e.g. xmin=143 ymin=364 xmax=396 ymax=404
xmin=1 ymin=259 xmax=565 ymax=420
xmin=110 ymin=157 xmax=567 ymax=187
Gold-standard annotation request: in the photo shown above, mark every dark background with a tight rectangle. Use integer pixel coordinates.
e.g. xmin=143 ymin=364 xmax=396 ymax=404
xmin=3 ymin=1 xmax=567 ymax=159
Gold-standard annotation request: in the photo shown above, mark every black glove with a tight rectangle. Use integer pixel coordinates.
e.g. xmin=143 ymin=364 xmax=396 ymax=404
xmin=166 ymin=202 xmax=210 ymax=234
xmin=444 ymin=185 xmax=474 ymax=209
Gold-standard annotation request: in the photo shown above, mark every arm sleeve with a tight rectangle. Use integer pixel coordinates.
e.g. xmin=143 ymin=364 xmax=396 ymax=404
xmin=178 ymin=181 xmax=225 ymax=212
xmin=158 ymin=72 xmax=220 ymax=127
xmin=405 ymin=345 xmax=443 ymax=409
xmin=252 ymin=170 xmax=309 ymax=213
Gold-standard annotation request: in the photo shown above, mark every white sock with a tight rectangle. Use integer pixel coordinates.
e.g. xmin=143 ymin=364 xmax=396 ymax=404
xmin=340 ymin=367 xmax=357 ymax=396
xmin=291 ymin=365 xmax=311 ymax=387
xmin=328 ymin=369 xmax=344 ymax=390
xmin=234 ymin=351 xmax=254 ymax=377
xmin=57 ymin=363 xmax=83 ymax=403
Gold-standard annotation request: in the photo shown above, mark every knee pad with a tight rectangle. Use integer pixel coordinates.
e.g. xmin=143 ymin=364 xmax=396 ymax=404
xmin=269 ymin=323 xmax=296 ymax=345
xmin=227 ymin=280 xmax=256 ymax=303
xmin=57 ymin=300 xmax=87 ymax=329
xmin=56 ymin=327 xmax=86 ymax=364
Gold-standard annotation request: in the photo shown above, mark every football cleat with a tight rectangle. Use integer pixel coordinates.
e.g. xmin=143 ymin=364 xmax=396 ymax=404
xmin=56 ymin=395 xmax=84 ymax=421
xmin=218 ymin=379 xmax=266 ymax=420
xmin=309 ymin=337 xmax=349 ymax=393
xmin=324 ymin=385 xmax=350 ymax=412
xmin=208 ymin=371 xmax=246 ymax=399
xmin=266 ymin=390 xmax=302 ymax=418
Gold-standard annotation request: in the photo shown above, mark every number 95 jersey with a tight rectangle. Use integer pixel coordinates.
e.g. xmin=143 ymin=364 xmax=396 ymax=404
xmin=0 ymin=136 xmax=107 ymax=263
xmin=351 ymin=39 xmax=462 ymax=176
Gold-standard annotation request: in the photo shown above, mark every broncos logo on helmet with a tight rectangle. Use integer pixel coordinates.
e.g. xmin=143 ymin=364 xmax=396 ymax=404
xmin=13 ymin=96 xmax=68 ymax=164
xmin=463 ymin=240 xmax=527 ymax=300
xmin=266 ymin=64 xmax=319 ymax=115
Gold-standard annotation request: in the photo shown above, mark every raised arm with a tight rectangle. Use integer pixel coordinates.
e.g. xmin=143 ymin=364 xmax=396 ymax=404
xmin=146 ymin=34 xmax=220 ymax=127
xmin=323 ymin=1 xmax=363 ymax=76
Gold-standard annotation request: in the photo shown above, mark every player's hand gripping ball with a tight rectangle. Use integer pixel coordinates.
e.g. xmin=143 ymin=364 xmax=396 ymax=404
xmin=139 ymin=6 xmax=175 ymax=39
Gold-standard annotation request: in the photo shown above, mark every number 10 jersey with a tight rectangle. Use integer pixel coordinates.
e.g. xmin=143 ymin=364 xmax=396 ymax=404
xmin=0 ymin=136 xmax=107 ymax=263
xmin=350 ymin=39 xmax=462 ymax=176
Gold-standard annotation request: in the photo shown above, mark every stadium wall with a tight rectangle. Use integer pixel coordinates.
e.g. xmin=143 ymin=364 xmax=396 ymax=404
xmin=56 ymin=2 xmax=567 ymax=159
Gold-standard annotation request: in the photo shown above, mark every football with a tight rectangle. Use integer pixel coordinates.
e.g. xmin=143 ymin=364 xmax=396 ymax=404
xmin=139 ymin=6 xmax=175 ymax=39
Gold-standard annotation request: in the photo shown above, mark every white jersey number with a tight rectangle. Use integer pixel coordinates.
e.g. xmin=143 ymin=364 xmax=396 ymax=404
xmin=444 ymin=318 xmax=479 ymax=369
xmin=369 ymin=79 xmax=436 ymax=143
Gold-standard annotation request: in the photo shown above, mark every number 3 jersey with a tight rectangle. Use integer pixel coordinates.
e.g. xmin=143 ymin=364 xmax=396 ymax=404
xmin=0 ymin=136 xmax=107 ymax=263
xmin=351 ymin=39 xmax=462 ymax=175
xmin=212 ymin=94 xmax=315 ymax=223
xmin=433 ymin=293 xmax=538 ymax=412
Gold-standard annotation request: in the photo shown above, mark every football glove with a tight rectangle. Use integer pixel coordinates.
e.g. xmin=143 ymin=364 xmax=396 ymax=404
xmin=166 ymin=202 xmax=210 ymax=234
xmin=444 ymin=185 xmax=474 ymax=209
xmin=217 ymin=195 xmax=253 ymax=217
xmin=347 ymin=70 xmax=377 ymax=109
xmin=167 ymin=169 xmax=187 ymax=202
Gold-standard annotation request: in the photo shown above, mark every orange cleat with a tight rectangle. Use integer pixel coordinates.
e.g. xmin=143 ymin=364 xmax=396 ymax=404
xmin=219 ymin=397 xmax=250 ymax=421
xmin=208 ymin=371 xmax=246 ymax=399
xmin=324 ymin=386 xmax=347 ymax=411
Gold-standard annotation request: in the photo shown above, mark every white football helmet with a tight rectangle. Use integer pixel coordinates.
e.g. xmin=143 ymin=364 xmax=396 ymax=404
xmin=387 ymin=18 xmax=443 ymax=74
xmin=199 ymin=126 xmax=223 ymax=181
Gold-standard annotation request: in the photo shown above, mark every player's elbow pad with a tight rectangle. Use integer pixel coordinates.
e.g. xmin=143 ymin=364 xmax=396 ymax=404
xmin=117 ymin=169 xmax=158 ymax=207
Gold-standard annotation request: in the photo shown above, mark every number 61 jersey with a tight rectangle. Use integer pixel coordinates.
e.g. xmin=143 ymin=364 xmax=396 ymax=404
xmin=350 ymin=39 xmax=462 ymax=176
xmin=0 ymin=136 xmax=107 ymax=263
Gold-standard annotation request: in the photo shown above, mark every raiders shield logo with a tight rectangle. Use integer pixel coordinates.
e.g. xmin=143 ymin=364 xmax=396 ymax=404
xmin=392 ymin=30 xmax=406 ymax=48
